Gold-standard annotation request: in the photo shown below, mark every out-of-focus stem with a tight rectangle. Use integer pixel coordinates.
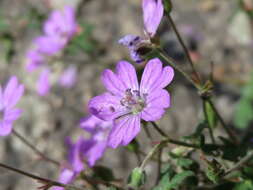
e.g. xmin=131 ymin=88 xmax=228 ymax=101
xmin=150 ymin=122 xmax=199 ymax=149
xmin=166 ymin=14 xmax=201 ymax=84
xmin=224 ymin=151 xmax=253 ymax=176
xmin=206 ymin=99 xmax=238 ymax=144
xmin=0 ymin=162 xmax=83 ymax=190
xmin=12 ymin=129 xmax=60 ymax=167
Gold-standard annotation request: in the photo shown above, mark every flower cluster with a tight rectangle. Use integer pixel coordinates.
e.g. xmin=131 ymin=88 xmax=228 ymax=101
xmin=0 ymin=77 xmax=24 ymax=136
xmin=25 ymin=6 xmax=78 ymax=96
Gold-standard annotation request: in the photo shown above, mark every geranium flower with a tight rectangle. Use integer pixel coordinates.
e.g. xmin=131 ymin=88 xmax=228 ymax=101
xmin=53 ymin=137 xmax=84 ymax=190
xmin=119 ymin=0 xmax=164 ymax=63
xmin=80 ymin=115 xmax=112 ymax=167
xmin=0 ymin=76 xmax=24 ymax=136
xmin=88 ymin=58 xmax=174 ymax=148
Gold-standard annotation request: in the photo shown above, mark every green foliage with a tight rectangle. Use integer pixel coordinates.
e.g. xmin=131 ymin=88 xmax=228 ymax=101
xmin=234 ymin=180 xmax=253 ymax=190
xmin=204 ymin=159 xmax=224 ymax=184
xmin=66 ymin=23 xmax=96 ymax=55
xmin=203 ymin=100 xmax=218 ymax=129
xmin=234 ymin=73 xmax=253 ymax=129
xmin=126 ymin=139 xmax=139 ymax=152
xmin=163 ymin=0 xmax=172 ymax=14
xmin=128 ymin=167 xmax=146 ymax=188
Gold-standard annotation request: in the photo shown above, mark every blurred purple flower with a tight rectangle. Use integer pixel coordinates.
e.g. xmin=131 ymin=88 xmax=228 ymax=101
xmin=0 ymin=76 xmax=24 ymax=136
xmin=36 ymin=6 xmax=77 ymax=55
xmin=88 ymin=58 xmax=174 ymax=148
xmin=118 ymin=0 xmax=164 ymax=63
xmin=142 ymin=0 xmax=164 ymax=37
xmin=36 ymin=68 xmax=51 ymax=96
xmin=53 ymin=137 xmax=84 ymax=190
xmin=80 ymin=115 xmax=112 ymax=167
xmin=25 ymin=50 xmax=45 ymax=72
xmin=59 ymin=65 xmax=77 ymax=88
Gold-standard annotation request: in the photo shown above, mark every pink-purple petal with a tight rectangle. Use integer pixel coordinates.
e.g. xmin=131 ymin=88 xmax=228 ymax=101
xmin=141 ymin=107 xmax=165 ymax=121
xmin=115 ymin=61 xmax=139 ymax=91
xmin=4 ymin=108 xmax=22 ymax=121
xmin=101 ymin=69 xmax=126 ymax=96
xmin=0 ymin=121 xmax=13 ymax=136
xmin=142 ymin=0 xmax=164 ymax=37
xmin=146 ymin=89 xmax=170 ymax=108
xmin=88 ymin=92 xmax=127 ymax=121
xmin=140 ymin=58 xmax=162 ymax=94
xmin=108 ymin=115 xmax=141 ymax=148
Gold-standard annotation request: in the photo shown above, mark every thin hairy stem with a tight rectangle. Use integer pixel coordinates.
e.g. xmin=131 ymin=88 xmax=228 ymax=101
xmin=166 ymin=14 xmax=201 ymax=83
xmin=151 ymin=122 xmax=199 ymax=149
xmin=12 ymin=129 xmax=60 ymax=166
xmin=157 ymin=48 xmax=201 ymax=90
xmin=0 ymin=162 xmax=83 ymax=190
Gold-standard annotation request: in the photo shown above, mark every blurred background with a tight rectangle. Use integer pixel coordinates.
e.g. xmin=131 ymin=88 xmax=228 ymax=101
xmin=0 ymin=0 xmax=253 ymax=189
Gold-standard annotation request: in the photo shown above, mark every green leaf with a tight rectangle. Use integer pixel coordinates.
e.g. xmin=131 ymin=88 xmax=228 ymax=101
xmin=126 ymin=139 xmax=139 ymax=152
xmin=167 ymin=171 xmax=195 ymax=189
xmin=203 ymin=101 xmax=217 ymax=129
xmin=128 ymin=167 xmax=146 ymax=188
xmin=234 ymin=99 xmax=253 ymax=129
xmin=177 ymin=158 xmax=194 ymax=169
xmin=153 ymin=164 xmax=175 ymax=190
xmin=234 ymin=180 xmax=253 ymax=190
xmin=234 ymin=72 xmax=253 ymax=129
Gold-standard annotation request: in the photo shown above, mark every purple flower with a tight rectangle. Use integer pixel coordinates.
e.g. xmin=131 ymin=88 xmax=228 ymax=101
xmin=88 ymin=58 xmax=174 ymax=148
xmin=59 ymin=65 xmax=77 ymax=88
xmin=118 ymin=0 xmax=164 ymax=63
xmin=80 ymin=115 xmax=112 ymax=167
xmin=53 ymin=137 xmax=84 ymax=190
xmin=36 ymin=6 xmax=77 ymax=55
xmin=36 ymin=68 xmax=51 ymax=96
xmin=142 ymin=0 xmax=164 ymax=37
xmin=25 ymin=50 xmax=45 ymax=72
xmin=118 ymin=35 xmax=147 ymax=63
xmin=0 ymin=76 xmax=24 ymax=136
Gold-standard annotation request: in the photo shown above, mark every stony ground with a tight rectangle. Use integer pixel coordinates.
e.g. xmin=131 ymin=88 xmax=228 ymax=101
xmin=0 ymin=0 xmax=252 ymax=189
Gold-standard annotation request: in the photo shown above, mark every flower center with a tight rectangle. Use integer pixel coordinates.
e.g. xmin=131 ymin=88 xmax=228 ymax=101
xmin=120 ymin=89 xmax=147 ymax=114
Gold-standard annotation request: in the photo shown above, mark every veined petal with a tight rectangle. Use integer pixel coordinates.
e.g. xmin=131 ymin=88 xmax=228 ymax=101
xmin=101 ymin=69 xmax=126 ymax=96
xmin=142 ymin=0 xmax=164 ymax=37
xmin=88 ymin=92 xmax=127 ymax=121
xmin=149 ymin=65 xmax=174 ymax=92
xmin=0 ymin=121 xmax=13 ymax=136
xmin=115 ymin=61 xmax=139 ymax=90
xmin=146 ymin=89 xmax=170 ymax=108
xmin=140 ymin=58 xmax=162 ymax=94
xmin=107 ymin=115 xmax=141 ymax=148
xmin=141 ymin=107 xmax=165 ymax=121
